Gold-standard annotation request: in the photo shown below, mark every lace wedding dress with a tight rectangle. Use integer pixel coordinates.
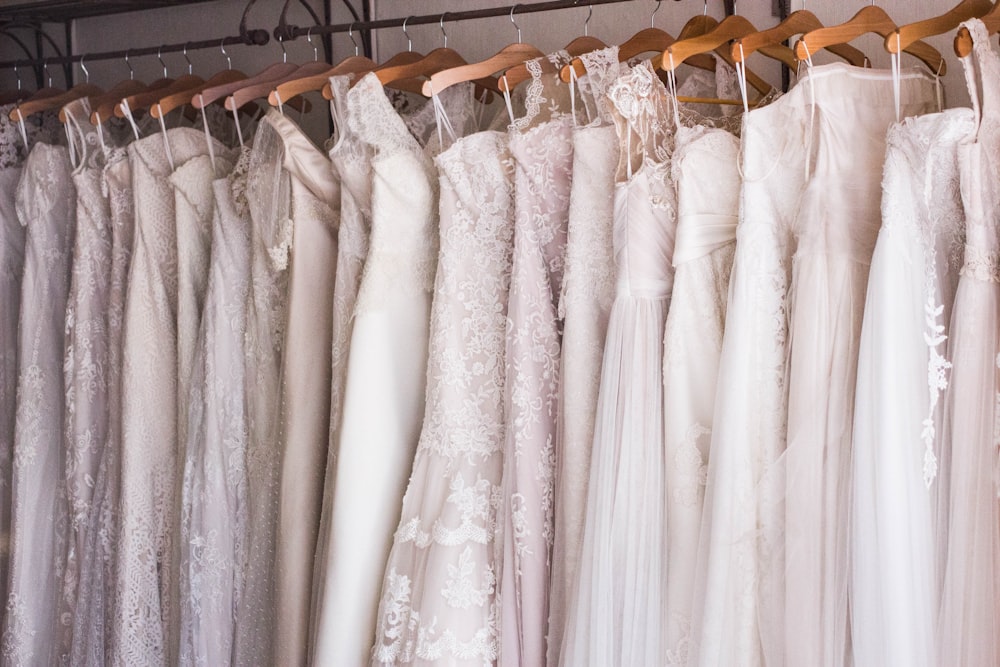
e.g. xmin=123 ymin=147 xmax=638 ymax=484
xmin=177 ymin=145 xmax=250 ymax=666
xmin=782 ymin=63 xmax=936 ymax=667
xmin=547 ymin=46 xmax=622 ymax=667
xmin=2 ymin=138 xmax=75 ymax=664
xmin=938 ymin=19 xmax=1000 ymax=666
xmin=498 ymin=55 xmax=574 ymax=667
xmin=233 ymin=118 xmax=289 ymax=666
xmin=560 ymin=60 xmax=678 ymax=667
xmin=115 ymin=127 xmax=220 ymax=666
xmin=69 ymin=127 xmax=134 ymax=666
xmin=0 ymin=104 xmax=57 ymax=628
xmin=60 ymin=98 xmax=114 ymax=664
xmin=851 ymin=104 xmax=972 ymax=666
xmin=369 ymin=110 xmax=515 ymax=666
xmin=267 ymin=109 xmax=340 ymax=667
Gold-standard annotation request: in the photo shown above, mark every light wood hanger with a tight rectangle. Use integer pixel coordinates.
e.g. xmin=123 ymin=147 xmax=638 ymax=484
xmin=274 ymin=54 xmax=376 ymax=104
xmin=423 ymin=42 xmax=545 ymax=97
xmin=13 ymin=82 xmax=101 ymax=121
xmin=954 ymin=0 xmax=1000 ymax=57
xmin=732 ymin=10 xmax=867 ymax=68
xmin=225 ymin=58 xmax=329 ymax=111
xmin=424 ymin=6 xmax=545 ymax=97
xmin=374 ymin=47 xmax=500 ymax=101
xmin=151 ymin=42 xmax=249 ymax=118
xmin=889 ymin=0 xmax=991 ymax=56
xmin=115 ymin=74 xmax=202 ymax=117
xmin=502 ymin=34 xmax=606 ymax=91
xmin=793 ymin=5 xmax=947 ymax=75
xmin=655 ymin=15 xmax=779 ymax=95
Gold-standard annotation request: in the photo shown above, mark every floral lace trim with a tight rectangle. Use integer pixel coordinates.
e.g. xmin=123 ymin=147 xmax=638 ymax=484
xmin=960 ymin=244 xmax=1000 ymax=282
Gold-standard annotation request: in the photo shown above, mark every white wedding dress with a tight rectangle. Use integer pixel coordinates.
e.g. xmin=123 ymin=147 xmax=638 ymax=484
xmin=782 ymin=63 xmax=936 ymax=667
xmin=851 ymin=105 xmax=972 ymax=666
xmin=937 ymin=19 xmax=1000 ymax=666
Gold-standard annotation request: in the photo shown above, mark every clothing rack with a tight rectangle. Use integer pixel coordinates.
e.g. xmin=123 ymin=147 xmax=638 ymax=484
xmin=0 ymin=0 xmax=639 ymax=70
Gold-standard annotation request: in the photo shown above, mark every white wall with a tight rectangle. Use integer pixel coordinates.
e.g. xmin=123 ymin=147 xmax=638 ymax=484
xmin=0 ymin=0 xmax=979 ymax=141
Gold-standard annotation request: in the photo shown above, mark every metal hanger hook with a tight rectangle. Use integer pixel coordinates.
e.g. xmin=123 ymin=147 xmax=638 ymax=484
xmin=306 ymin=27 xmax=318 ymax=61
xmin=402 ymin=16 xmax=413 ymax=52
xmin=440 ymin=12 xmax=449 ymax=48
xmin=278 ymin=35 xmax=287 ymax=63
xmin=510 ymin=4 xmax=522 ymax=43
xmin=79 ymin=54 xmax=89 ymax=83
xmin=703 ymin=0 xmax=708 ymax=16
xmin=651 ymin=0 xmax=662 ymax=28
xmin=13 ymin=64 xmax=20 ymax=91
xmin=349 ymin=23 xmax=359 ymax=56
xmin=183 ymin=42 xmax=193 ymax=74
xmin=157 ymin=46 xmax=167 ymax=78
xmin=125 ymin=49 xmax=134 ymax=80
xmin=220 ymin=39 xmax=232 ymax=70
xmin=575 ymin=0 xmax=593 ymax=36
xmin=43 ymin=58 xmax=52 ymax=88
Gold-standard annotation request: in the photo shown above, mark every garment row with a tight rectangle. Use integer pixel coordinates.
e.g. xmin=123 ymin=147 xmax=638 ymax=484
xmin=0 ymin=18 xmax=998 ymax=667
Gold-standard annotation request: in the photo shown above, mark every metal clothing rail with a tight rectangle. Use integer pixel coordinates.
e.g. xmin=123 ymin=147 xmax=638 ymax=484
xmin=0 ymin=0 xmax=644 ymax=70
xmin=278 ymin=0 xmax=642 ymax=41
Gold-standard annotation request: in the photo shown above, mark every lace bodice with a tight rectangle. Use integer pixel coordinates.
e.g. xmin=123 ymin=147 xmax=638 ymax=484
xmin=576 ymin=46 xmax=628 ymax=126
xmin=609 ymin=60 xmax=676 ymax=177
xmin=959 ymin=19 xmax=1000 ymax=284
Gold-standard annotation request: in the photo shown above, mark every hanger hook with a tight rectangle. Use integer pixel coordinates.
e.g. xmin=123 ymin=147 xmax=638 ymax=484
xmin=278 ymin=35 xmax=287 ymax=63
xmin=220 ymin=39 xmax=232 ymax=70
xmin=349 ymin=22 xmax=359 ymax=56
xmin=183 ymin=42 xmax=193 ymax=74
xmin=651 ymin=0 xmax=662 ymax=28
xmin=306 ymin=27 xmax=318 ymax=61
xmin=124 ymin=49 xmax=134 ymax=80
xmin=703 ymin=0 xmax=708 ymax=16
xmin=13 ymin=64 xmax=20 ymax=92
xmin=440 ymin=12 xmax=449 ymax=48
xmin=79 ymin=53 xmax=89 ymax=83
xmin=510 ymin=4 xmax=522 ymax=43
xmin=402 ymin=16 xmax=413 ymax=52
xmin=585 ymin=3 xmax=593 ymax=36
xmin=157 ymin=46 xmax=167 ymax=79
xmin=42 ymin=57 xmax=51 ymax=88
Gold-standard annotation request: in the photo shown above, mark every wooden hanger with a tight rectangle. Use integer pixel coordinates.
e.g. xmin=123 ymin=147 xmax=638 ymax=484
xmin=662 ymin=14 xmax=795 ymax=73
xmin=273 ymin=54 xmax=377 ymax=105
xmin=423 ymin=42 xmax=545 ymax=97
xmin=732 ymin=10 xmax=867 ymax=67
xmin=954 ymin=0 xmax=1000 ymax=57
xmin=655 ymin=15 xmax=779 ymax=95
xmin=194 ymin=61 xmax=298 ymax=109
xmin=373 ymin=47 xmax=500 ymax=100
xmin=225 ymin=59 xmax=329 ymax=111
xmin=152 ymin=68 xmax=247 ymax=119
xmin=12 ymin=81 xmax=102 ymax=121
xmin=794 ymin=5 xmax=947 ymax=75
xmin=889 ymin=0 xmax=991 ymax=57
xmin=115 ymin=74 xmax=202 ymax=117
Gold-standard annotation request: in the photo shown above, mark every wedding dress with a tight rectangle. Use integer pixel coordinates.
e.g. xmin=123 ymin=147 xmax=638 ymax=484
xmin=177 ymin=144 xmax=250 ymax=666
xmin=851 ymin=105 xmax=972 ymax=666
xmin=499 ymin=57 xmax=574 ymax=667
xmin=938 ymin=18 xmax=1000 ymax=666
xmin=60 ymin=98 xmax=114 ymax=663
xmin=2 ymin=138 xmax=75 ymax=664
xmin=782 ymin=63 xmax=936 ymax=667
xmin=69 ymin=127 xmax=134 ymax=666
xmin=560 ymin=60 xmax=678 ymax=667
xmin=267 ymin=108 xmax=339 ymax=667
xmin=115 ymin=127 xmax=219 ymax=666
xmin=0 ymin=104 xmax=55 ymax=625
xmin=233 ymin=118 xmax=290 ymax=666
xmin=311 ymin=74 xmax=475 ymax=666
xmin=547 ymin=47 xmax=621 ymax=667
xmin=370 ymin=113 xmax=515 ymax=666
xmin=661 ymin=116 xmax=740 ymax=666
